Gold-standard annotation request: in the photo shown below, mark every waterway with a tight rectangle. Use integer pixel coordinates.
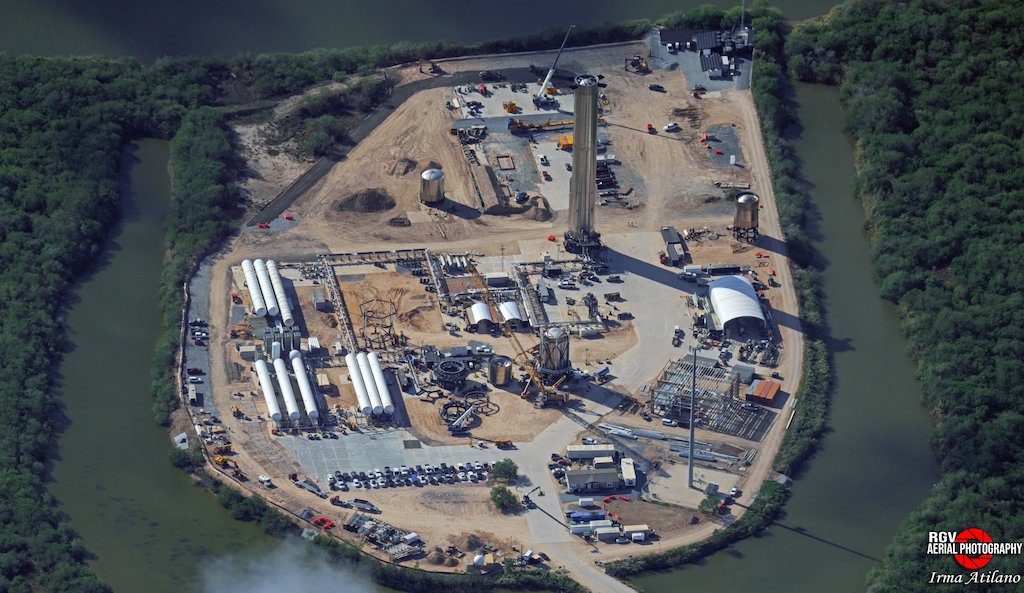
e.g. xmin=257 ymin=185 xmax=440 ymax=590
xmin=631 ymin=83 xmax=937 ymax=592
xmin=50 ymin=141 xmax=275 ymax=593
xmin=2 ymin=0 xmax=832 ymax=62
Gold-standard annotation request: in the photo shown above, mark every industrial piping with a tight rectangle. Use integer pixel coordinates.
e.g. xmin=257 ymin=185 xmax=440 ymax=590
xmin=345 ymin=353 xmax=373 ymax=415
xmin=254 ymin=359 xmax=282 ymax=422
xmin=241 ymin=260 xmax=268 ymax=317
xmin=368 ymin=351 xmax=395 ymax=415
xmin=266 ymin=260 xmax=295 ymax=327
xmin=356 ymin=352 xmax=383 ymax=415
xmin=254 ymin=259 xmax=281 ymax=318
xmin=289 ymin=350 xmax=319 ymax=420
xmin=273 ymin=357 xmax=300 ymax=420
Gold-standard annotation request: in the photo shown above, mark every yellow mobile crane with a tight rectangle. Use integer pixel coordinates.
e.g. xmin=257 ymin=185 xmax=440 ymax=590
xmin=467 ymin=266 xmax=568 ymax=405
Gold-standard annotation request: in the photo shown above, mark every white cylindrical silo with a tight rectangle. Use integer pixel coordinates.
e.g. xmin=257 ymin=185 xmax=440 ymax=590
xmin=255 ymin=359 xmax=282 ymax=422
xmin=289 ymin=350 xmax=319 ymax=420
xmin=356 ymin=352 xmax=383 ymax=415
xmin=346 ymin=353 xmax=373 ymax=415
xmin=368 ymin=352 xmax=394 ymax=415
xmin=242 ymin=260 xmax=268 ymax=317
xmin=273 ymin=357 xmax=300 ymax=420
xmin=254 ymin=259 xmax=280 ymax=318
xmin=266 ymin=260 xmax=294 ymax=327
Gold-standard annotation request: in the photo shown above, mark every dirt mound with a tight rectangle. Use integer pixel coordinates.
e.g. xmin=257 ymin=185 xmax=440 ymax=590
xmin=335 ymin=189 xmax=396 ymax=213
xmin=426 ymin=549 xmax=445 ymax=565
xmin=391 ymin=158 xmax=418 ymax=176
xmin=523 ymin=196 xmax=553 ymax=221
xmin=443 ymin=557 xmax=459 ymax=567
xmin=421 ymin=161 xmax=442 ymax=172
xmin=388 ymin=214 xmax=411 ymax=227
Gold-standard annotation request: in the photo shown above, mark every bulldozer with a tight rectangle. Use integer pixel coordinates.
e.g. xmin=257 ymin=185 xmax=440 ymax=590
xmin=213 ymin=444 xmax=232 ymax=455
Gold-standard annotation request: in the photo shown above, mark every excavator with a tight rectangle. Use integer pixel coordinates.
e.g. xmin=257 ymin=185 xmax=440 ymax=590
xmin=466 ymin=265 xmax=569 ymax=406
xmin=213 ymin=456 xmax=237 ymax=468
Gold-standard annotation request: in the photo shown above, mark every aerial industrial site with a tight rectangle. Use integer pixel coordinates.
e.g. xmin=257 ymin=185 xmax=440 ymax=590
xmin=177 ymin=28 xmax=802 ymax=588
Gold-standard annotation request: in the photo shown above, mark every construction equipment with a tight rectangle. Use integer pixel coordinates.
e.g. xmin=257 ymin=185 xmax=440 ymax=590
xmin=535 ymin=25 xmax=575 ymax=108
xmin=503 ymin=100 xmax=518 ymax=114
xmin=467 ymin=266 xmax=566 ymax=405
xmin=626 ymin=55 xmax=650 ymax=73
xmin=231 ymin=291 xmax=243 ymax=304
xmin=231 ymin=406 xmax=243 ymax=418
xmin=471 ymin=436 xmax=514 ymax=449
xmin=214 ymin=456 xmax=237 ymax=468
xmin=213 ymin=444 xmax=232 ymax=454
xmin=419 ymin=59 xmax=441 ymax=74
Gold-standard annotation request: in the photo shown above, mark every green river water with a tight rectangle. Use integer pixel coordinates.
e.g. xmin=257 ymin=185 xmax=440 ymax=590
xmin=24 ymin=3 xmax=939 ymax=592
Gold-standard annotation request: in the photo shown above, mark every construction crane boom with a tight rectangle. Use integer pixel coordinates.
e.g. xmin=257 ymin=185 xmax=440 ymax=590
xmin=537 ymin=25 xmax=576 ymax=101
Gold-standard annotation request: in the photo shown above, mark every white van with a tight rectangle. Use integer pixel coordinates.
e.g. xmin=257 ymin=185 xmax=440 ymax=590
xmin=188 ymin=376 xmax=202 ymax=384
xmin=661 ymin=418 xmax=678 ymax=427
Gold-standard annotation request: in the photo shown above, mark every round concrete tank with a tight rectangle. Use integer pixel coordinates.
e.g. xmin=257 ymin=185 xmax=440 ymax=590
xmin=241 ymin=260 xmax=267 ymax=317
xmin=538 ymin=326 xmax=571 ymax=378
xmin=734 ymin=193 xmax=760 ymax=230
xmin=488 ymin=356 xmax=512 ymax=387
xmin=420 ymin=168 xmax=445 ymax=204
xmin=435 ymin=359 xmax=469 ymax=391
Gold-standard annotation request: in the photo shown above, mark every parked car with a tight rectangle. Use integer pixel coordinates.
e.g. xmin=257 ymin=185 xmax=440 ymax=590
xmin=648 ymin=84 xmax=666 ymax=92
xmin=663 ymin=122 xmax=681 ymax=132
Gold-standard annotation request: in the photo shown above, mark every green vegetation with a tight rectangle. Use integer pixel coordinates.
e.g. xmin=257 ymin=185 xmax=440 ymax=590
xmin=786 ymin=0 xmax=1024 ymax=587
xmin=490 ymin=486 xmax=520 ymax=514
xmin=605 ymin=481 xmax=790 ymax=577
xmin=698 ymin=495 xmax=720 ymax=515
xmin=490 ymin=458 xmax=519 ymax=482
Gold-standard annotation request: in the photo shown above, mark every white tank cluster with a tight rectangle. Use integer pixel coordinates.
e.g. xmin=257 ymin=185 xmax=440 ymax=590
xmin=346 ymin=353 xmax=373 ymax=415
xmin=241 ymin=260 xmax=267 ymax=317
xmin=254 ymin=359 xmax=282 ymax=422
xmin=266 ymin=260 xmax=294 ymax=327
xmin=289 ymin=350 xmax=319 ymax=420
xmin=273 ymin=357 xmax=301 ymax=420
xmin=254 ymin=259 xmax=280 ymax=317
xmin=347 ymin=351 xmax=394 ymax=416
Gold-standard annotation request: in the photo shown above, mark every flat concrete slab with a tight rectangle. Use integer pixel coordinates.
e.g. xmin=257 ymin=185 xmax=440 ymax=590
xmin=455 ymin=84 xmax=574 ymax=119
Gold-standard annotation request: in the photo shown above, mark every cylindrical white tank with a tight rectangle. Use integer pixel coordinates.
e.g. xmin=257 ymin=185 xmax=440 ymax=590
xmin=289 ymin=350 xmax=319 ymax=420
xmin=368 ymin=352 xmax=394 ymax=415
xmin=254 ymin=259 xmax=280 ymax=317
xmin=356 ymin=352 xmax=383 ymax=415
xmin=345 ymin=353 xmax=373 ymax=415
xmin=266 ymin=260 xmax=295 ymax=327
xmin=254 ymin=359 xmax=282 ymax=422
xmin=273 ymin=357 xmax=300 ymax=420
xmin=419 ymin=168 xmax=445 ymax=204
xmin=241 ymin=260 xmax=268 ymax=317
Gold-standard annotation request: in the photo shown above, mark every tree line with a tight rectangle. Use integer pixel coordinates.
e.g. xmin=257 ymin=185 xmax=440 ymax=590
xmin=787 ymin=0 xmax=1024 ymax=589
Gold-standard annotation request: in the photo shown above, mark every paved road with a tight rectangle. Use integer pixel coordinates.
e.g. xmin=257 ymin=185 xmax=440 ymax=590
xmin=247 ymin=67 xmax=557 ymax=226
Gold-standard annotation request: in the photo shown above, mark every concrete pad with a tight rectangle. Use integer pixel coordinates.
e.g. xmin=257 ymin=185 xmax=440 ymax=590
xmin=454 ymin=84 xmax=574 ymax=119
xmin=645 ymin=460 xmax=739 ymax=508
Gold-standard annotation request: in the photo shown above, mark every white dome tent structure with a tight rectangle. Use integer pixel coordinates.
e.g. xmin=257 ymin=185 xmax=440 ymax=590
xmin=708 ymin=275 xmax=766 ymax=337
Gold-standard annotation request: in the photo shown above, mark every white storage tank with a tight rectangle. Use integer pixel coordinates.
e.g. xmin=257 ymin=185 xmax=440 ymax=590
xmin=254 ymin=259 xmax=280 ymax=317
xmin=254 ymin=359 xmax=282 ymax=422
xmin=241 ymin=260 xmax=268 ymax=317
xmin=273 ymin=357 xmax=300 ymax=420
xmin=368 ymin=352 xmax=394 ymax=415
xmin=289 ymin=350 xmax=319 ymax=420
xmin=266 ymin=260 xmax=295 ymax=327
xmin=345 ymin=353 xmax=373 ymax=415
xmin=356 ymin=352 xmax=383 ymax=415
xmin=420 ymin=168 xmax=445 ymax=204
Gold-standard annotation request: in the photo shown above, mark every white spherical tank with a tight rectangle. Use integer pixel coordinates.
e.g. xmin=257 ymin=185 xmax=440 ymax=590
xmin=346 ymin=353 xmax=373 ymax=415
xmin=266 ymin=260 xmax=295 ymax=327
xmin=254 ymin=259 xmax=280 ymax=318
xmin=368 ymin=352 xmax=394 ymax=415
xmin=273 ymin=357 xmax=301 ymax=420
xmin=241 ymin=260 xmax=268 ymax=317
xmin=356 ymin=352 xmax=383 ymax=415
xmin=420 ymin=168 xmax=445 ymax=204
xmin=254 ymin=359 xmax=282 ymax=422
xmin=289 ymin=350 xmax=319 ymax=420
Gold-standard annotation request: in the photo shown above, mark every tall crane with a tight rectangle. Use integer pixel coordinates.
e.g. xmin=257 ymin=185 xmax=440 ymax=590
xmin=534 ymin=25 xmax=575 ymax=108
xmin=466 ymin=265 xmax=566 ymax=404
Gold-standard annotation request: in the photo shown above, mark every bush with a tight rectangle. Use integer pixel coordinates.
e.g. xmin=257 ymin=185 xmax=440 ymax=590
xmin=490 ymin=459 xmax=518 ymax=482
xmin=490 ymin=486 xmax=519 ymax=514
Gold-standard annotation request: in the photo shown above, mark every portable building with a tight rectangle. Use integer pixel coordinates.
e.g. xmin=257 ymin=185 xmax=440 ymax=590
xmin=593 ymin=456 xmax=617 ymax=469
xmin=594 ymin=527 xmax=621 ymax=542
xmin=566 ymin=444 xmax=617 ymax=460
xmin=564 ymin=468 xmax=622 ymax=493
xmin=620 ymin=458 xmax=637 ymax=487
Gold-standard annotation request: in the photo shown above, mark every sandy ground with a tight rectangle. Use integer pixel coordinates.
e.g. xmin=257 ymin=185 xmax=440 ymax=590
xmin=195 ymin=41 xmax=805 ymax=591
